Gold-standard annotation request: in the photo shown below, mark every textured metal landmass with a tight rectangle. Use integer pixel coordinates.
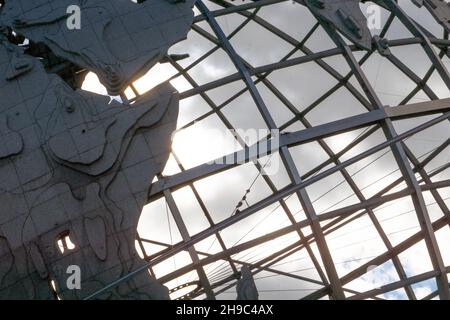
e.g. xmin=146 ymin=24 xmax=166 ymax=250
xmin=0 ymin=0 xmax=194 ymax=299
xmin=0 ymin=0 xmax=195 ymax=95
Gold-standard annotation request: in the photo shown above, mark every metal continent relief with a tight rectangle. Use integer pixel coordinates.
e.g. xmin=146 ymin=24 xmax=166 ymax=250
xmin=1 ymin=0 xmax=195 ymax=95
xmin=0 ymin=0 xmax=194 ymax=299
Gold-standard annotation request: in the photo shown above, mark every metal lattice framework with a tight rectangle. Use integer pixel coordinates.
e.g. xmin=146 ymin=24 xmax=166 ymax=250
xmin=82 ymin=0 xmax=450 ymax=300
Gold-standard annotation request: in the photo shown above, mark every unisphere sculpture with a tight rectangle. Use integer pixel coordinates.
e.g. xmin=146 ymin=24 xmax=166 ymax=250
xmin=1 ymin=0 xmax=450 ymax=301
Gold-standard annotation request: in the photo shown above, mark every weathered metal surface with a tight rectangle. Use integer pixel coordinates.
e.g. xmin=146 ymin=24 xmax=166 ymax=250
xmin=0 ymin=0 xmax=196 ymax=299
xmin=412 ymin=0 xmax=450 ymax=32
xmin=0 ymin=0 xmax=195 ymax=95
xmin=305 ymin=0 xmax=372 ymax=50
xmin=0 ymin=39 xmax=180 ymax=299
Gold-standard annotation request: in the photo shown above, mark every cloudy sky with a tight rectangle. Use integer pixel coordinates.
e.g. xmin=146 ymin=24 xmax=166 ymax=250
xmin=83 ymin=0 xmax=450 ymax=300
